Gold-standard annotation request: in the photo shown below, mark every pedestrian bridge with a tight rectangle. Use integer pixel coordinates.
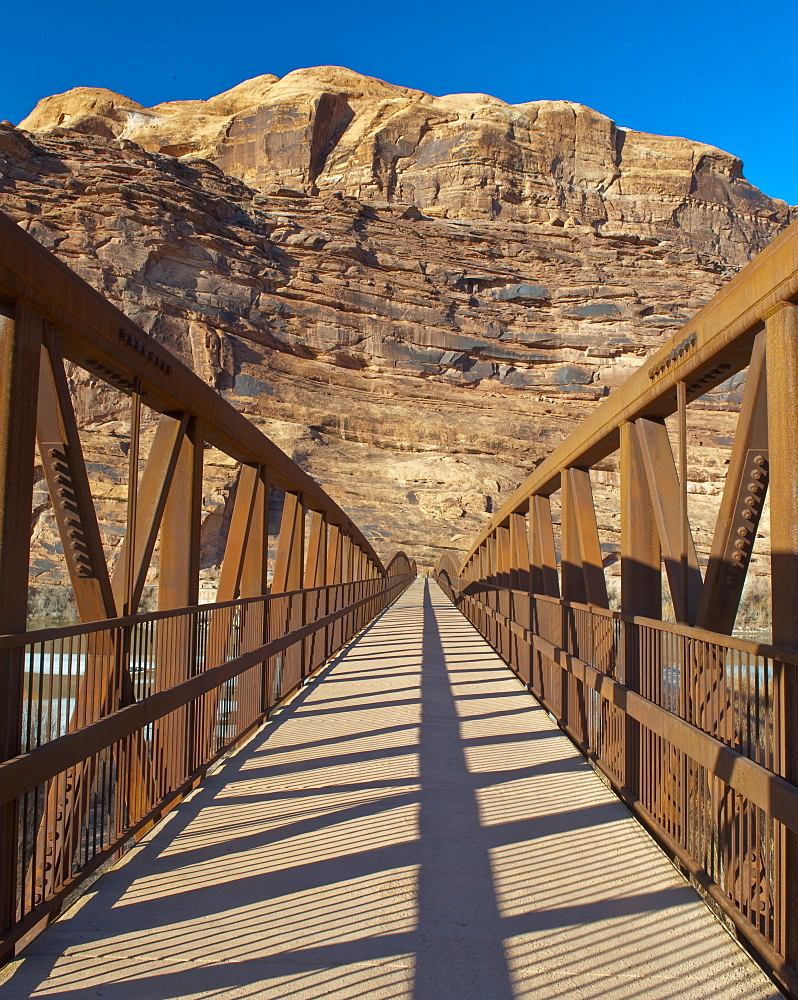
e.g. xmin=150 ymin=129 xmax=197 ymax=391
xmin=1 ymin=581 xmax=781 ymax=999
xmin=1 ymin=209 xmax=798 ymax=998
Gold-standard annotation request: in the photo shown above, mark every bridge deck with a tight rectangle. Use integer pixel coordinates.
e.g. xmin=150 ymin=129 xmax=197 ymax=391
xmin=3 ymin=580 xmax=780 ymax=1000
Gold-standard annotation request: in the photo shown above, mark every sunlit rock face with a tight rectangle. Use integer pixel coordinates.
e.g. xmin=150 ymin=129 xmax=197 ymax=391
xmin=20 ymin=67 xmax=788 ymax=263
xmin=4 ymin=69 xmax=791 ymax=604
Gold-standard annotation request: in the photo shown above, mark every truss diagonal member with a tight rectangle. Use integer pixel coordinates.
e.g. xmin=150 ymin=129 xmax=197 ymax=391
xmin=635 ymin=418 xmax=703 ymax=625
xmin=159 ymin=416 xmax=203 ymax=612
xmin=31 ymin=338 xmax=157 ymax=901
xmin=325 ymin=522 xmax=344 ymax=652
xmin=36 ymin=333 xmax=117 ymax=621
xmin=270 ymin=491 xmax=307 ymax=697
xmin=304 ymin=510 xmax=328 ymax=674
xmin=529 ymin=494 xmax=560 ymax=598
xmin=697 ymin=333 xmax=768 ymax=634
xmin=110 ymin=412 xmax=189 ymax=615
xmin=765 ymin=301 xmax=798 ymax=969
xmin=509 ymin=512 xmax=530 ymax=592
xmin=237 ymin=469 xmax=270 ymax=727
xmin=271 ymin=491 xmax=305 ymax=595
xmin=326 ymin=521 xmax=342 ymax=586
xmin=196 ymin=463 xmax=261 ymax=762
xmin=562 ymin=467 xmax=609 ymax=608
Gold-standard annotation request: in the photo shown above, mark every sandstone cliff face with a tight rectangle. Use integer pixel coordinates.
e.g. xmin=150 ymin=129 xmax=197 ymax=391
xmin=20 ymin=67 xmax=789 ymax=264
xmin=3 ymin=68 xmax=789 ymax=607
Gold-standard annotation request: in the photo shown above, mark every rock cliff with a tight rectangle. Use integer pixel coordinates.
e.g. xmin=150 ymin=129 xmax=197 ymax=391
xmin=3 ymin=68 xmax=790 ymax=611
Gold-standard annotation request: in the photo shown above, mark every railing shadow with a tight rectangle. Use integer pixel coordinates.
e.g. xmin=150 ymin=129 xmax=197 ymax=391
xmin=1 ymin=581 xmax=777 ymax=1000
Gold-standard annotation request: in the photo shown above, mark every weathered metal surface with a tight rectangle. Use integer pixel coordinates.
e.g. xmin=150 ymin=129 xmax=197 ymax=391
xmin=0 ymin=563 xmax=415 ymax=960
xmin=635 ymin=417 xmax=702 ymax=624
xmin=696 ymin=334 xmax=768 ymax=633
xmin=112 ymin=412 xmax=188 ymax=615
xmin=0 ymin=208 xmax=417 ymax=962
xmin=37 ymin=336 xmax=116 ymax=622
xmin=438 ymin=575 xmax=798 ymax=995
xmin=158 ymin=417 xmax=203 ymax=611
xmin=766 ymin=301 xmax=798 ymax=970
xmin=438 ymin=218 xmax=798 ymax=997
xmin=0 ymin=304 xmax=41 ymax=937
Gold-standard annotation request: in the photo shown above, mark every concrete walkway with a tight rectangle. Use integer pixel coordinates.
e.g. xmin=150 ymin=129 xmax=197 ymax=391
xmin=3 ymin=579 xmax=781 ymax=1000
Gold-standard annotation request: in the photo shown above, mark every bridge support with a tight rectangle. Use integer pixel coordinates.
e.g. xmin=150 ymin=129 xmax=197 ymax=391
xmin=766 ymin=301 xmax=798 ymax=969
xmin=159 ymin=417 xmax=203 ymax=611
xmin=620 ymin=422 xmax=661 ymax=801
xmin=0 ymin=304 xmax=41 ymax=938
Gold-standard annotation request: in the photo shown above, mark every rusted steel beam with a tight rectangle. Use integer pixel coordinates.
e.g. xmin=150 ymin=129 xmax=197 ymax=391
xmin=564 ymin=468 xmax=608 ymax=608
xmin=620 ymin=421 xmax=661 ymax=798
xmin=196 ymin=463 xmax=260 ymax=761
xmin=123 ymin=381 xmax=142 ymax=617
xmin=271 ymin=491 xmax=305 ymax=690
xmin=37 ymin=334 xmax=116 ymax=622
xmin=326 ymin=522 xmax=342 ymax=586
xmin=239 ymin=468 xmax=270 ymax=600
xmin=677 ymin=380 xmax=689 ymax=614
xmin=766 ymin=303 xmax=798 ymax=650
xmin=110 ymin=413 xmax=189 ymax=615
xmin=509 ymin=512 xmax=530 ymax=591
xmin=497 ymin=523 xmax=511 ymax=589
xmin=560 ymin=470 xmax=586 ymax=604
xmin=635 ymin=418 xmax=702 ymax=625
xmin=766 ymin=301 xmax=798 ymax=968
xmin=620 ymin=422 xmax=661 ymax=619
xmin=460 ymin=215 xmax=798 ymax=568
xmin=216 ymin=464 xmax=260 ymax=603
xmin=697 ymin=334 xmax=768 ymax=633
xmin=348 ymin=537 xmax=357 ymax=584
xmin=529 ymin=495 xmax=560 ymax=598
xmin=0 ymin=304 xmax=40 ymax=630
xmin=0 ymin=303 xmax=41 ymax=935
xmin=237 ymin=468 xmax=270 ymax=727
xmin=154 ymin=418 xmax=203 ymax=807
xmin=159 ymin=417 xmax=203 ymax=611
xmin=341 ymin=534 xmax=353 ymax=585
xmin=304 ymin=511 xmax=328 ymax=670
xmin=272 ymin=492 xmax=305 ymax=595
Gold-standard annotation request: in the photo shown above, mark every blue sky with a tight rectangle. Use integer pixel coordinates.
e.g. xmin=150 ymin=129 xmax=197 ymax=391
xmin=3 ymin=0 xmax=796 ymax=204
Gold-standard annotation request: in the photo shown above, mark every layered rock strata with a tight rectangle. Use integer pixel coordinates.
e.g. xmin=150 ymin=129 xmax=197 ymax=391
xmin=2 ymin=68 xmax=790 ymax=613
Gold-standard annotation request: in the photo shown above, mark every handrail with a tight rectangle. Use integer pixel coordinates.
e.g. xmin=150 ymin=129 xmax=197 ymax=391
xmin=1 ymin=566 xmax=415 ymax=959
xmin=437 ymin=574 xmax=798 ymax=995
xmin=0 ymin=206 xmax=419 ymax=962
xmin=436 ymin=216 xmax=798 ymax=996
xmin=453 ymin=578 xmax=798 ymax=665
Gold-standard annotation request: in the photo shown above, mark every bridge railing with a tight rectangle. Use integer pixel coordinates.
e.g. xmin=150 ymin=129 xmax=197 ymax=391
xmin=0 ymin=208 xmax=417 ymax=961
xmin=0 ymin=561 xmax=415 ymax=959
xmin=435 ymin=215 xmax=798 ymax=997
xmin=440 ymin=575 xmax=798 ymax=994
